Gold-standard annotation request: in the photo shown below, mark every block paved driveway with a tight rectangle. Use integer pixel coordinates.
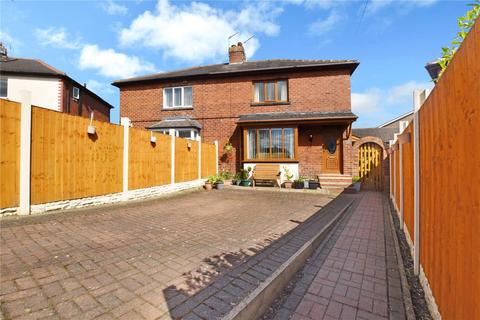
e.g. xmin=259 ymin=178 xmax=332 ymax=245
xmin=0 ymin=189 xmax=335 ymax=319
xmin=277 ymin=192 xmax=407 ymax=320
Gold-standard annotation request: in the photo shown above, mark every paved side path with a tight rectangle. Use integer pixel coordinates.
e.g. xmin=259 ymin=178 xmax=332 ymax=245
xmin=287 ymin=192 xmax=405 ymax=320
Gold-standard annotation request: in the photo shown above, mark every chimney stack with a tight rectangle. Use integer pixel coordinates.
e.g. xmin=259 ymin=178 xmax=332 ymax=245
xmin=0 ymin=43 xmax=8 ymax=62
xmin=229 ymin=42 xmax=246 ymax=64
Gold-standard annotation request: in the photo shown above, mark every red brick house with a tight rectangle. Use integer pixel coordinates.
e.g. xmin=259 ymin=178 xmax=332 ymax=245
xmin=113 ymin=43 xmax=359 ymax=187
xmin=0 ymin=45 xmax=112 ymax=122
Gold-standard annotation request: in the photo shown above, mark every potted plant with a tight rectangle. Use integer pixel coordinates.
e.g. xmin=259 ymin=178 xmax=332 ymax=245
xmin=215 ymin=175 xmax=225 ymax=190
xmin=223 ymin=142 xmax=234 ymax=154
xmin=220 ymin=170 xmax=233 ymax=185
xmin=232 ymin=172 xmax=241 ymax=185
xmin=352 ymin=176 xmax=361 ymax=192
xmin=240 ymin=167 xmax=252 ymax=186
xmin=283 ymin=166 xmax=294 ymax=188
xmin=294 ymin=176 xmax=305 ymax=189
xmin=309 ymin=177 xmax=320 ymax=190
xmin=205 ymin=175 xmax=216 ymax=190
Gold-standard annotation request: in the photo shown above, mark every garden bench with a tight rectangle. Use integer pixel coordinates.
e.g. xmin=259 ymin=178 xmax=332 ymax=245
xmin=252 ymin=164 xmax=281 ymax=188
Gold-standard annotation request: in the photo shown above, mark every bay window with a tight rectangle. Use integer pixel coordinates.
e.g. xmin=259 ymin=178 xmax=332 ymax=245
xmin=244 ymin=127 xmax=297 ymax=161
xmin=163 ymin=86 xmax=193 ymax=108
xmin=253 ymin=80 xmax=288 ymax=103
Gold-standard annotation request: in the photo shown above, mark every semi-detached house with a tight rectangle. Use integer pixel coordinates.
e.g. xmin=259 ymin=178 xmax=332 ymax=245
xmin=113 ymin=43 xmax=359 ymax=188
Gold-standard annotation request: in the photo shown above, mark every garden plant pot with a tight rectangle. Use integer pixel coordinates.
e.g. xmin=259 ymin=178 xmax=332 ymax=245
xmin=309 ymin=181 xmax=320 ymax=189
xmin=240 ymin=180 xmax=251 ymax=187
xmin=284 ymin=181 xmax=293 ymax=189
xmin=216 ymin=182 xmax=225 ymax=190
xmin=205 ymin=183 xmax=213 ymax=190
xmin=353 ymin=182 xmax=361 ymax=192
xmin=294 ymin=182 xmax=304 ymax=189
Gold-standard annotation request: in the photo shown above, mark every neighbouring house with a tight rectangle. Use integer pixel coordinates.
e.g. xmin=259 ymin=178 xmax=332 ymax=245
xmin=0 ymin=43 xmax=112 ymax=122
xmin=113 ymin=42 xmax=359 ymax=187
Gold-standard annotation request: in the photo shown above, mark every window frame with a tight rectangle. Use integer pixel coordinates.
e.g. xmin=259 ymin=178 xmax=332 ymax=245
xmin=163 ymin=86 xmax=193 ymax=109
xmin=0 ymin=76 xmax=7 ymax=98
xmin=242 ymin=126 xmax=298 ymax=162
xmin=252 ymin=79 xmax=289 ymax=104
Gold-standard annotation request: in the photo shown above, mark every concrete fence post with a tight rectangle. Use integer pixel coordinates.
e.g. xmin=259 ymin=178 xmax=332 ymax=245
xmin=214 ymin=140 xmax=219 ymax=175
xmin=121 ymin=117 xmax=131 ymax=200
xmin=413 ymin=89 xmax=426 ymax=275
xmin=198 ymin=136 xmax=202 ymax=180
xmin=170 ymin=129 xmax=176 ymax=184
xmin=18 ymin=90 xmax=32 ymax=215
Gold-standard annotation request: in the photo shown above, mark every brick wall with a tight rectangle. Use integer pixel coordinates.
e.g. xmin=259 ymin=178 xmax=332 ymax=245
xmin=62 ymin=80 xmax=111 ymax=122
xmin=119 ymin=68 xmax=353 ymax=173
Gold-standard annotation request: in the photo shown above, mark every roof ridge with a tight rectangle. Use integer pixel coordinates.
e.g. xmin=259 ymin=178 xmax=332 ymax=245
xmin=34 ymin=59 xmax=66 ymax=75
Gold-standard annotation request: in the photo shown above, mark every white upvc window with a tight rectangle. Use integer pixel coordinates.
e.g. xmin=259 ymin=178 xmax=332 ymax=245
xmin=163 ymin=86 xmax=193 ymax=109
xmin=153 ymin=128 xmax=199 ymax=140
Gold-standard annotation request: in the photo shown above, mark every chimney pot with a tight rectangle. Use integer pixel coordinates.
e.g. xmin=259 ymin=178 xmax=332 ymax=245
xmin=228 ymin=42 xmax=246 ymax=64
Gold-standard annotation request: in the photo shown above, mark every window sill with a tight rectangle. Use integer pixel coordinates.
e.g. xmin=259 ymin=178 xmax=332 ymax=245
xmin=251 ymin=102 xmax=290 ymax=107
xmin=161 ymin=106 xmax=194 ymax=111
xmin=242 ymin=159 xmax=298 ymax=163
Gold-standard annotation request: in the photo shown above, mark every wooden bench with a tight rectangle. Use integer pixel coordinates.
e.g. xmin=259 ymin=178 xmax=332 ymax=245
xmin=252 ymin=164 xmax=281 ymax=188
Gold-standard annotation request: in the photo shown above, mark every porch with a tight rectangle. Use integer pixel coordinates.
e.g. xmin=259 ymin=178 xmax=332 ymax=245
xmin=237 ymin=111 xmax=357 ymax=188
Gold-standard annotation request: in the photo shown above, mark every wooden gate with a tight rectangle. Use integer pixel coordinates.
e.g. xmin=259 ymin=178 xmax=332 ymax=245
xmin=358 ymin=142 xmax=383 ymax=190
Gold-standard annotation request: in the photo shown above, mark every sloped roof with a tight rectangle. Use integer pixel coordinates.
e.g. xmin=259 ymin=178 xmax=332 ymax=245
xmin=0 ymin=57 xmax=65 ymax=76
xmin=352 ymin=127 xmax=398 ymax=142
xmin=112 ymin=59 xmax=359 ymax=86
xmin=238 ymin=111 xmax=357 ymax=123
xmin=148 ymin=117 xmax=202 ymax=130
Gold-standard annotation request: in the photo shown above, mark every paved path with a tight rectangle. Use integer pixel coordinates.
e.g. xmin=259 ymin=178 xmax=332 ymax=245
xmin=0 ymin=189 xmax=334 ymax=320
xmin=278 ymin=192 xmax=406 ymax=320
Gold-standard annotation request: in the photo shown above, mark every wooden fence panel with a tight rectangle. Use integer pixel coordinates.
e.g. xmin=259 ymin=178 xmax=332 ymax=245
xmin=394 ymin=149 xmax=400 ymax=210
xmin=402 ymin=123 xmax=414 ymax=239
xmin=175 ymin=138 xmax=198 ymax=183
xmin=201 ymin=142 xmax=217 ymax=178
xmin=0 ymin=100 xmax=21 ymax=208
xmin=128 ymin=129 xmax=171 ymax=190
xmin=417 ymin=21 xmax=480 ymax=320
xmin=30 ymin=107 xmax=123 ymax=204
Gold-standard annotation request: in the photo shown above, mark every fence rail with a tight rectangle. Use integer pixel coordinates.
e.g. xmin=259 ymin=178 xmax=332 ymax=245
xmin=0 ymin=99 xmax=218 ymax=212
xmin=389 ymin=19 xmax=479 ymax=320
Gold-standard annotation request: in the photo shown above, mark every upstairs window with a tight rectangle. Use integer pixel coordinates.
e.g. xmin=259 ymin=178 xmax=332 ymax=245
xmin=253 ymin=80 xmax=288 ymax=103
xmin=163 ymin=86 xmax=193 ymax=109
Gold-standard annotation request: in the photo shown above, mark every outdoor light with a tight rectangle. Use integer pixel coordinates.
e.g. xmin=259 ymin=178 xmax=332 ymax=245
xmin=309 ymin=134 xmax=313 ymax=142
xmin=150 ymin=131 xmax=157 ymax=144
xmin=187 ymin=142 xmax=192 ymax=149
xmin=87 ymin=112 xmax=96 ymax=135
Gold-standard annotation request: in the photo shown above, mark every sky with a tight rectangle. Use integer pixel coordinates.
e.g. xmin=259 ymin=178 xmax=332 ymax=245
xmin=0 ymin=0 xmax=471 ymax=127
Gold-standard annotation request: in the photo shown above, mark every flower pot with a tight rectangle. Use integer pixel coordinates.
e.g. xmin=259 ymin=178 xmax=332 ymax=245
xmin=353 ymin=182 xmax=361 ymax=192
xmin=309 ymin=181 xmax=320 ymax=190
xmin=294 ymin=182 xmax=304 ymax=189
xmin=240 ymin=180 xmax=251 ymax=187
xmin=205 ymin=182 xmax=213 ymax=190
xmin=284 ymin=181 xmax=293 ymax=189
xmin=215 ymin=182 xmax=225 ymax=190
